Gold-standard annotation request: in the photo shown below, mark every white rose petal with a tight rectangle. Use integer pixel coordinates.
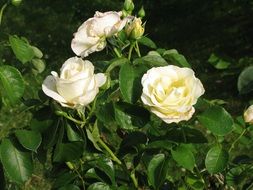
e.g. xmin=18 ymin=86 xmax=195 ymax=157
xmin=42 ymin=57 xmax=106 ymax=108
xmin=141 ymin=65 xmax=205 ymax=124
xmin=71 ymin=11 xmax=128 ymax=57
xmin=244 ymin=105 xmax=253 ymax=124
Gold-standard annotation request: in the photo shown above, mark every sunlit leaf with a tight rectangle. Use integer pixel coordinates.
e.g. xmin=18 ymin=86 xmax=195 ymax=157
xmin=9 ymin=35 xmax=34 ymax=64
xmin=119 ymin=63 xmax=147 ymax=103
xmin=0 ymin=65 xmax=25 ymax=105
xmin=133 ymin=54 xmax=167 ymax=67
xmin=0 ymin=139 xmax=33 ymax=184
xmin=198 ymin=105 xmax=233 ymax=136
xmin=138 ymin=36 xmax=157 ymax=49
xmin=171 ymin=145 xmax=195 ymax=171
xmin=205 ymin=146 xmax=229 ymax=173
xmin=163 ymin=49 xmax=191 ymax=68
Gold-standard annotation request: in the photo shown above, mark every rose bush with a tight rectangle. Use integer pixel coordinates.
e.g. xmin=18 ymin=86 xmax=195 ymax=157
xmin=141 ymin=65 xmax=205 ymax=123
xmin=1 ymin=0 xmax=253 ymax=189
xmin=71 ymin=11 xmax=129 ymax=57
xmin=42 ymin=57 xmax=106 ymax=108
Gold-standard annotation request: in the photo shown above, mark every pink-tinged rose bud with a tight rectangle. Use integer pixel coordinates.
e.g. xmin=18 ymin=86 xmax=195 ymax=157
xmin=71 ymin=11 xmax=129 ymax=57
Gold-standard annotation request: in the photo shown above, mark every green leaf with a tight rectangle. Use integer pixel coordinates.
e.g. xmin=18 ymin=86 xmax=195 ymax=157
xmin=163 ymin=49 xmax=191 ymax=68
xmin=30 ymin=106 xmax=54 ymax=133
xmin=146 ymin=140 xmax=173 ymax=151
xmin=119 ymin=132 xmax=147 ymax=156
xmin=31 ymin=46 xmax=43 ymax=59
xmin=147 ymin=154 xmax=169 ymax=189
xmin=65 ymin=122 xmax=82 ymax=142
xmin=226 ymin=165 xmax=251 ymax=188
xmin=0 ymin=139 xmax=33 ymax=184
xmin=93 ymin=158 xmax=115 ymax=185
xmin=120 ymin=132 xmax=147 ymax=149
xmin=171 ymin=145 xmax=195 ymax=171
xmin=86 ymin=124 xmax=102 ymax=151
xmin=87 ymin=182 xmax=111 ymax=190
xmin=185 ymin=173 xmax=204 ymax=190
xmin=119 ymin=63 xmax=147 ymax=103
xmin=198 ymin=105 xmax=234 ymax=136
xmin=133 ymin=54 xmax=167 ymax=67
xmin=237 ymin=66 xmax=253 ymax=94
xmin=0 ymin=65 xmax=25 ymax=105
xmin=15 ymin=130 xmax=42 ymax=152
xmin=53 ymin=172 xmax=77 ymax=188
xmin=208 ymin=54 xmax=230 ymax=69
xmin=114 ymin=102 xmax=150 ymax=130
xmin=9 ymin=35 xmax=34 ymax=64
xmin=165 ymin=126 xmax=208 ymax=144
xmin=96 ymin=102 xmax=115 ymax=124
xmin=53 ymin=141 xmax=84 ymax=162
xmin=205 ymin=146 xmax=229 ymax=174
xmin=138 ymin=36 xmax=157 ymax=49
xmin=31 ymin=58 xmax=45 ymax=73
xmin=58 ymin=184 xmax=80 ymax=190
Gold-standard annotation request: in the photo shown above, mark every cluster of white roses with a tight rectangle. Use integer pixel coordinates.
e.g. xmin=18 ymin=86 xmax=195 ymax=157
xmin=42 ymin=10 xmax=206 ymax=124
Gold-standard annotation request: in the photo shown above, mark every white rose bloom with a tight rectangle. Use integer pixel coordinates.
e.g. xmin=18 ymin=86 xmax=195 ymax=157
xmin=71 ymin=11 xmax=128 ymax=57
xmin=244 ymin=105 xmax=253 ymax=124
xmin=141 ymin=65 xmax=205 ymax=124
xmin=42 ymin=57 xmax=106 ymax=108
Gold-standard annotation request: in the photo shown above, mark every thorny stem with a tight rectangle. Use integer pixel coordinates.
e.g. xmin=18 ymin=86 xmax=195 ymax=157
xmin=0 ymin=3 xmax=7 ymax=26
xmin=97 ymin=138 xmax=122 ymax=165
xmin=228 ymin=128 xmax=247 ymax=153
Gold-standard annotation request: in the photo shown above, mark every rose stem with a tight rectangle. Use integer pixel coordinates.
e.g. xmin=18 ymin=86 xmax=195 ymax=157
xmin=228 ymin=128 xmax=247 ymax=153
xmin=128 ymin=43 xmax=135 ymax=60
xmin=97 ymin=138 xmax=122 ymax=165
xmin=55 ymin=111 xmax=86 ymax=125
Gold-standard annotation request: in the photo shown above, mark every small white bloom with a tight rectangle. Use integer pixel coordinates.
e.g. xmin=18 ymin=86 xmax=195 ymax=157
xmin=244 ymin=105 xmax=253 ymax=124
xmin=42 ymin=57 xmax=106 ymax=108
xmin=71 ymin=11 xmax=129 ymax=57
xmin=141 ymin=65 xmax=205 ymax=124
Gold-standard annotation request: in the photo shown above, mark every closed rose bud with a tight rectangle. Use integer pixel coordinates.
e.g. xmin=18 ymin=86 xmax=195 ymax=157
xmin=138 ymin=6 xmax=145 ymax=18
xmin=244 ymin=105 xmax=253 ymax=124
xmin=124 ymin=0 xmax=134 ymax=12
xmin=125 ymin=17 xmax=145 ymax=40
